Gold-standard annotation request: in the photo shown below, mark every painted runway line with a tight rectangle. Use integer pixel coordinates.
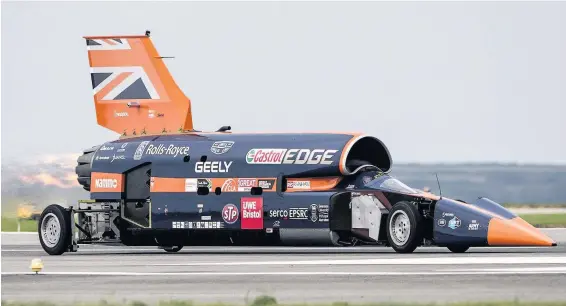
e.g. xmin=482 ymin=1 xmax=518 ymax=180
xmin=3 ymin=269 xmax=566 ymax=276
xmin=148 ymin=256 xmax=566 ymax=266
xmin=0 ymin=246 xmax=556 ymax=252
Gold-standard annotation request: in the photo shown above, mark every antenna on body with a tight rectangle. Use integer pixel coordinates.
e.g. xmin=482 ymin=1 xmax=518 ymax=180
xmin=435 ymin=173 xmax=442 ymax=199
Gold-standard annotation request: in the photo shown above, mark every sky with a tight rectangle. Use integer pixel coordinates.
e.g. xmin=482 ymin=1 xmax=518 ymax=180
xmin=2 ymin=1 xmax=565 ymax=165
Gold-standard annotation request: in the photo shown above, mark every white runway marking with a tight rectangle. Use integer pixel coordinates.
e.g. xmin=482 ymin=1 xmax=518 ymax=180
xmin=0 ymin=246 xmax=555 ymax=252
xmin=3 ymin=269 xmax=566 ymax=276
xmin=149 ymin=256 xmax=566 ymax=266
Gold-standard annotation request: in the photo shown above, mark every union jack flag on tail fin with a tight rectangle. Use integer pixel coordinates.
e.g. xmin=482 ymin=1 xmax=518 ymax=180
xmin=84 ymin=31 xmax=193 ymax=136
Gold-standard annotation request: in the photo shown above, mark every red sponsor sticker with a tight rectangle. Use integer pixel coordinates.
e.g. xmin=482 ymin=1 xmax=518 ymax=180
xmin=222 ymin=204 xmax=239 ymax=224
xmin=240 ymin=197 xmax=263 ymax=229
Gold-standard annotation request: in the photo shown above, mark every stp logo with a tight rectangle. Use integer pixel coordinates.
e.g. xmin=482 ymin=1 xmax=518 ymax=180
xmin=222 ymin=204 xmax=239 ymax=224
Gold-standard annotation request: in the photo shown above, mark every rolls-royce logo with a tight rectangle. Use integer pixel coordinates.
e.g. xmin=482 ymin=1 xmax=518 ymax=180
xmin=211 ymin=141 xmax=234 ymax=155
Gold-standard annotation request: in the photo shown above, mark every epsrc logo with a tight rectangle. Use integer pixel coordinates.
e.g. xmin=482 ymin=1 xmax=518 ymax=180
xmin=246 ymin=149 xmax=338 ymax=165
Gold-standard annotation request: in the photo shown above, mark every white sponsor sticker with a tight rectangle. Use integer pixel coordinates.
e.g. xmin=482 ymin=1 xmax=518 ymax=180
xmin=185 ymin=179 xmax=197 ymax=192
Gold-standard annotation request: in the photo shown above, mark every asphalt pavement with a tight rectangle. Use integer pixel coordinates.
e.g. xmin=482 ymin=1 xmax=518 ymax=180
xmin=2 ymin=230 xmax=566 ymax=304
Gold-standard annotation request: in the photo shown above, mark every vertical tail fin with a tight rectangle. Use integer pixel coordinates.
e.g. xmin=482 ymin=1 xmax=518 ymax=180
xmin=84 ymin=31 xmax=193 ymax=135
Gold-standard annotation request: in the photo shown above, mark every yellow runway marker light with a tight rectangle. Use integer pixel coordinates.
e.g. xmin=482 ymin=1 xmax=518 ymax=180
xmin=30 ymin=258 xmax=44 ymax=274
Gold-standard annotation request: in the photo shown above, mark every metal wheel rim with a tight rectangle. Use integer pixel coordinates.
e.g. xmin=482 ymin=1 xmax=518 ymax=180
xmin=389 ymin=210 xmax=411 ymax=246
xmin=40 ymin=213 xmax=61 ymax=248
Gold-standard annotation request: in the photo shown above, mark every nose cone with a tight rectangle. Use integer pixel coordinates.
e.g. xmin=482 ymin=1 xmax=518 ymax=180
xmin=488 ymin=217 xmax=556 ymax=246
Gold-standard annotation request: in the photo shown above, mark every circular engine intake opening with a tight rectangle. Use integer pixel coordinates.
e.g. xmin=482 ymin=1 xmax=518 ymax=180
xmin=341 ymin=135 xmax=392 ymax=175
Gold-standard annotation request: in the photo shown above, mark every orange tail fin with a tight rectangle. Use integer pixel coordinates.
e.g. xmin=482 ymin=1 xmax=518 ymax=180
xmin=84 ymin=31 xmax=193 ymax=135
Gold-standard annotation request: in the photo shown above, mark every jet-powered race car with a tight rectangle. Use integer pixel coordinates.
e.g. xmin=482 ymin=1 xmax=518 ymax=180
xmin=37 ymin=31 xmax=556 ymax=255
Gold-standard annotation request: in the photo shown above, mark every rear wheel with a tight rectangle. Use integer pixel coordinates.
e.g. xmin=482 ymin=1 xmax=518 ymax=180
xmin=447 ymin=245 xmax=470 ymax=253
xmin=386 ymin=201 xmax=424 ymax=253
xmin=38 ymin=204 xmax=72 ymax=255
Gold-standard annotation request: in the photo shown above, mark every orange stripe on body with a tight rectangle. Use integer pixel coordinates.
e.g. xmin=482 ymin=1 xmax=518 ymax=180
xmin=150 ymin=177 xmax=186 ymax=192
xmin=150 ymin=177 xmax=278 ymax=193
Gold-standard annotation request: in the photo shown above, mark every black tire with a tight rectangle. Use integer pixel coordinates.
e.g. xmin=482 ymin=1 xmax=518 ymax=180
xmin=447 ymin=245 xmax=470 ymax=253
xmin=37 ymin=204 xmax=72 ymax=255
xmin=162 ymin=246 xmax=183 ymax=253
xmin=386 ymin=201 xmax=424 ymax=253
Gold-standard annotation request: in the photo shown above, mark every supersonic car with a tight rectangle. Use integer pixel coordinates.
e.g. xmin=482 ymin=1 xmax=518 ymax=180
xmin=37 ymin=31 xmax=556 ymax=255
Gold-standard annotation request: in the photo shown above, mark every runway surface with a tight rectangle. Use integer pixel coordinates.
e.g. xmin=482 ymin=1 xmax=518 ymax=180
xmin=2 ymin=231 xmax=566 ymax=304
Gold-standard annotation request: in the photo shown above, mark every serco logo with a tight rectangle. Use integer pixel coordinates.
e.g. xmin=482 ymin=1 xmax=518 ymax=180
xmin=222 ymin=204 xmax=239 ymax=224
xmin=95 ymin=179 xmax=117 ymax=189
xmin=246 ymin=149 xmax=338 ymax=165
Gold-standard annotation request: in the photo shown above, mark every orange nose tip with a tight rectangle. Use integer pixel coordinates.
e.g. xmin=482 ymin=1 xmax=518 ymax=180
xmin=487 ymin=217 xmax=556 ymax=246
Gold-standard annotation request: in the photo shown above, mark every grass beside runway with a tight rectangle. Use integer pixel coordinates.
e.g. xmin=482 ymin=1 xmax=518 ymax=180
xmin=2 ymin=213 xmax=566 ymax=232
xmin=520 ymin=214 xmax=566 ymax=228
xmin=1 ymin=217 xmax=37 ymax=232
xmin=2 ymin=297 xmax=566 ymax=306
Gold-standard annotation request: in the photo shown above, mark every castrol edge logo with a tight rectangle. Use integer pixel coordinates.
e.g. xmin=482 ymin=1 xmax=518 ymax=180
xmin=246 ymin=149 xmax=338 ymax=165
xmin=91 ymin=172 xmax=123 ymax=192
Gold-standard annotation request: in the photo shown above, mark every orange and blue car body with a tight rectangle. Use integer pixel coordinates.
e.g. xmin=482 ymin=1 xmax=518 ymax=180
xmin=37 ymin=31 xmax=556 ymax=255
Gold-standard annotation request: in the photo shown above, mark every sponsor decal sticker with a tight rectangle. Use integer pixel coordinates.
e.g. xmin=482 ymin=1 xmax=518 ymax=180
xmin=201 ymin=215 xmax=212 ymax=221
xmin=195 ymin=161 xmax=232 ymax=173
xmin=133 ymin=141 xmax=150 ymax=160
xmin=100 ymin=145 xmax=114 ymax=151
xmin=258 ymin=179 xmax=275 ymax=189
xmin=197 ymin=203 xmax=204 ymax=213
xmin=185 ymin=179 xmax=197 ymax=192
xmin=437 ymin=218 xmax=446 ymax=227
xmin=221 ymin=179 xmax=237 ymax=192
xmin=287 ymin=181 xmax=311 ymax=189
xmin=148 ymin=110 xmax=163 ymax=118
xmin=174 ymin=221 xmax=223 ymax=229
xmin=91 ymin=172 xmax=123 ymax=192
xmin=114 ymin=111 xmax=129 ymax=117
xmin=346 ymin=184 xmax=355 ymax=189
xmin=238 ymin=178 xmax=257 ymax=191
xmin=269 ymin=209 xmax=289 ymax=219
xmin=310 ymin=204 xmax=318 ymax=222
xmin=145 ymin=144 xmax=190 ymax=157
xmin=111 ymin=154 xmax=126 ymax=163
xmin=318 ymin=204 xmax=329 ymax=222
xmin=197 ymin=179 xmax=212 ymax=189
xmin=442 ymin=212 xmax=455 ymax=218
xmin=448 ymin=216 xmax=461 ymax=229
xmin=362 ymin=176 xmax=372 ymax=185
xmin=241 ymin=197 xmax=263 ymax=229
xmin=95 ymin=156 xmax=110 ymax=161
xmin=117 ymin=143 xmax=128 ymax=152
xmin=273 ymin=220 xmax=280 ymax=228
xmin=95 ymin=178 xmax=117 ymax=189
xmin=222 ymin=204 xmax=239 ymax=224
xmin=246 ymin=149 xmax=338 ymax=165
xmin=468 ymin=220 xmax=479 ymax=231
xmin=211 ymin=141 xmax=234 ymax=155
xmin=188 ymin=221 xmax=223 ymax=229
xmin=289 ymin=207 xmax=309 ymax=220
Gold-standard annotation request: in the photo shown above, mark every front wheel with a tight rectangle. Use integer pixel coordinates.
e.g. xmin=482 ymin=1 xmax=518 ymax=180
xmin=38 ymin=204 xmax=72 ymax=255
xmin=386 ymin=201 xmax=424 ymax=253
xmin=162 ymin=246 xmax=183 ymax=253
xmin=447 ymin=245 xmax=470 ymax=253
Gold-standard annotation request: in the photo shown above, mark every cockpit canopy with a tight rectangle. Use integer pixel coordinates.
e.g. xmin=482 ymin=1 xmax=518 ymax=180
xmin=345 ymin=170 xmax=422 ymax=195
